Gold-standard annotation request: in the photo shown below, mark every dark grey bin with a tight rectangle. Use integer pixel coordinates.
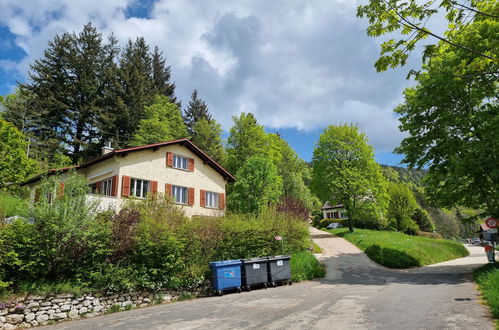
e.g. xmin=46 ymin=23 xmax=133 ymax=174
xmin=241 ymin=257 xmax=269 ymax=290
xmin=267 ymin=255 xmax=292 ymax=287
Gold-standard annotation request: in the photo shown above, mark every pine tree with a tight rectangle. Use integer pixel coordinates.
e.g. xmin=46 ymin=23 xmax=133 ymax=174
xmin=22 ymin=23 xmax=120 ymax=163
xmin=183 ymin=90 xmax=212 ymax=137
xmin=151 ymin=46 xmax=176 ymax=102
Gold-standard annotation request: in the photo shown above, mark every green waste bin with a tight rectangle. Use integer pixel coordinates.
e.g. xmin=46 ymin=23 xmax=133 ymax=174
xmin=240 ymin=257 xmax=269 ymax=290
xmin=267 ymin=255 xmax=292 ymax=287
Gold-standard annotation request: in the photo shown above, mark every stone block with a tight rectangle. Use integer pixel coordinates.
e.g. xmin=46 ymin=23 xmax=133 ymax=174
xmin=50 ymin=298 xmax=65 ymax=304
xmin=3 ymin=323 xmax=16 ymax=329
xmin=68 ymin=310 xmax=79 ymax=319
xmin=60 ymin=305 xmax=71 ymax=312
xmin=93 ymin=305 xmax=104 ymax=313
xmin=20 ymin=322 xmax=32 ymax=328
xmin=56 ymin=293 xmax=74 ymax=299
xmin=40 ymin=302 xmax=52 ymax=307
xmin=25 ymin=313 xmax=36 ymax=322
xmin=0 ymin=316 xmax=5 ymax=323
xmin=0 ymin=309 xmax=7 ymax=316
xmin=23 ymin=308 xmax=31 ymax=314
xmin=36 ymin=314 xmax=49 ymax=323
xmin=6 ymin=314 xmax=24 ymax=325
xmin=54 ymin=312 xmax=67 ymax=320
xmin=30 ymin=320 xmax=39 ymax=327
xmin=26 ymin=302 xmax=39 ymax=309
xmin=79 ymin=307 xmax=88 ymax=315
xmin=82 ymin=300 xmax=91 ymax=307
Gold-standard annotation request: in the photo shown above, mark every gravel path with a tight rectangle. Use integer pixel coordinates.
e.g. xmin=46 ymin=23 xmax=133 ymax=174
xmin=41 ymin=227 xmax=494 ymax=330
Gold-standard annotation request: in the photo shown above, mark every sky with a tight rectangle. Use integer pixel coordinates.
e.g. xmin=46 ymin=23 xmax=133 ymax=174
xmin=0 ymin=0 xmax=426 ymax=166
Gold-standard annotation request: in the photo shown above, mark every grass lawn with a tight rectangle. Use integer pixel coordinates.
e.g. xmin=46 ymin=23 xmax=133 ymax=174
xmin=328 ymin=228 xmax=469 ymax=268
xmin=474 ymin=263 xmax=499 ymax=328
xmin=290 ymin=250 xmax=326 ymax=282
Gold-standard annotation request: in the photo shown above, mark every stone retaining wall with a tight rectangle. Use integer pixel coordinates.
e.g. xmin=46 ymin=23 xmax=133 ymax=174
xmin=0 ymin=287 xmax=207 ymax=329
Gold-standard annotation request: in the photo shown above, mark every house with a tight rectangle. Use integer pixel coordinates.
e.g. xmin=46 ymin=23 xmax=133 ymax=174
xmin=22 ymin=138 xmax=235 ymax=217
xmin=321 ymin=202 xmax=348 ymax=220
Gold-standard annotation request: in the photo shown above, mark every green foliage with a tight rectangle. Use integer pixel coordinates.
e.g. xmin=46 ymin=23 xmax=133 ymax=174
xmin=416 ymin=231 xmax=443 ymax=239
xmin=474 ymin=263 xmax=499 ymax=320
xmin=228 ymin=156 xmax=283 ymax=214
xmin=1 ymin=182 xmax=313 ymax=296
xmin=329 ymin=228 xmax=469 ymax=268
xmin=387 ymin=182 xmax=419 ymax=232
xmin=412 ymin=207 xmax=435 ymax=232
xmin=0 ymin=120 xmax=37 ymax=191
xmin=0 ymin=192 xmax=28 ymax=218
xmin=392 ymin=1 xmax=498 ymax=219
xmin=191 ymin=117 xmax=226 ymax=165
xmin=131 ymin=95 xmax=187 ymax=146
xmin=226 ymin=113 xmax=268 ymax=174
xmin=312 ymin=125 xmax=388 ymax=232
xmin=357 ymin=0 xmax=498 ymax=74
xmin=290 ymin=251 xmax=326 ymax=282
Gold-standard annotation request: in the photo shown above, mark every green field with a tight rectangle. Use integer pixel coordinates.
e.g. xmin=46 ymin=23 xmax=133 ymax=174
xmin=474 ymin=263 xmax=499 ymax=328
xmin=328 ymin=228 xmax=469 ymax=268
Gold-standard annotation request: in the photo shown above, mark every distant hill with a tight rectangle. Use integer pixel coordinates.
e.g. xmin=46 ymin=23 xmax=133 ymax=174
xmin=381 ymin=165 xmax=427 ymax=187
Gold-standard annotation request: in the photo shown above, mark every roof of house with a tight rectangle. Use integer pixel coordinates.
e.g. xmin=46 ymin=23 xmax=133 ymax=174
xmin=22 ymin=138 xmax=235 ymax=185
xmin=321 ymin=202 xmax=345 ymax=210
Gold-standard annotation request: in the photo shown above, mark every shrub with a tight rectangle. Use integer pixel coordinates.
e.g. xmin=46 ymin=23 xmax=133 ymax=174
xmin=290 ymin=250 xmax=325 ymax=281
xmin=0 ymin=192 xmax=28 ymax=219
xmin=412 ymin=208 xmax=435 ymax=232
xmin=417 ymin=231 xmax=443 ymax=239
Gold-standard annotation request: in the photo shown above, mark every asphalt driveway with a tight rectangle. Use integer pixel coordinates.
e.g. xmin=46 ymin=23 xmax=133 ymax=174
xmin=42 ymin=227 xmax=495 ymax=330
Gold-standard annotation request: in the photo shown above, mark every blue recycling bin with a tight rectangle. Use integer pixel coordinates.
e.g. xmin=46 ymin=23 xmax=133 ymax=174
xmin=209 ymin=259 xmax=242 ymax=295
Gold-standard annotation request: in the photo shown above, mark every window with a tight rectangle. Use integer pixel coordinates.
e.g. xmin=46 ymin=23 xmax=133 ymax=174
xmin=101 ymin=178 xmax=112 ymax=196
xmin=173 ymin=155 xmax=188 ymax=170
xmin=130 ymin=178 xmax=150 ymax=198
xmin=172 ymin=185 xmax=188 ymax=204
xmin=89 ymin=183 xmax=98 ymax=194
xmin=205 ymin=191 xmax=220 ymax=208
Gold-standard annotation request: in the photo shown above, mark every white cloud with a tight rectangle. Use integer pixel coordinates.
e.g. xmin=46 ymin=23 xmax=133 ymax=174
xmin=0 ymin=0 xmax=417 ymax=153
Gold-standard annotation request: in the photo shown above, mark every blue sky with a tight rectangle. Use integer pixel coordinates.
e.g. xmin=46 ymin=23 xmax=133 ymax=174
xmin=0 ymin=0 xmax=416 ymax=165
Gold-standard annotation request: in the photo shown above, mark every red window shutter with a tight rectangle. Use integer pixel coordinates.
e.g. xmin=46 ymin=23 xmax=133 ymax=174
xmin=188 ymin=158 xmax=195 ymax=172
xmin=200 ymin=189 xmax=206 ymax=207
xmin=121 ymin=175 xmax=131 ymax=196
xmin=219 ymin=193 xmax=225 ymax=209
xmin=95 ymin=181 xmax=102 ymax=194
xmin=166 ymin=152 xmax=173 ymax=167
xmin=165 ymin=183 xmax=172 ymax=196
xmin=188 ymin=187 xmax=194 ymax=206
xmin=34 ymin=188 xmax=40 ymax=203
xmin=57 ymin=182 xmax=65 ymax=198
xmin=111 ymin=176 xmax=118 ymax=196
xmin=151 ymin=180 xmax=158 ymax=195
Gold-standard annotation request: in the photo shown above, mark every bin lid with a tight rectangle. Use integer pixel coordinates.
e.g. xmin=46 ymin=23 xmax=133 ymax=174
xmin=240 ymin=257 xmax=267 ymax=264
xmin=209 ymin=259 xmax=242 ymax=267
xmin=267 ymin=255 xmax=291 ymax=261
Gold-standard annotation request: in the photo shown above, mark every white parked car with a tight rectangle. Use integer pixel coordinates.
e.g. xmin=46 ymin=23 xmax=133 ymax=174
xmin=327 ymin=223 xmax=342 ymax=229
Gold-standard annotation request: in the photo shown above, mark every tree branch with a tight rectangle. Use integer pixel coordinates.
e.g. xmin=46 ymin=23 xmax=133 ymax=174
xmin=450 ymin=1 xmax=499 ymax=19
xmin=382 ymin=0 xmax=496 ymax=60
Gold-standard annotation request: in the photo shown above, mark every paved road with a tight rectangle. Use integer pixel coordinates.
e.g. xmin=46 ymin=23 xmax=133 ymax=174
xmin=42 ymin=228 xmax=494 ymax=330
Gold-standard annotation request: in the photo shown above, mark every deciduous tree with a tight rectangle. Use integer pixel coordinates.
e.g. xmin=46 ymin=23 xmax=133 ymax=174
xmin=387 ymin=183 xmax=418 ymax=232
xmin=312 ymin=125 xmax=388 ymax=232
xmin=130 ymin=95 xmax=187 ymax=146
xmin=228 ymin=156 xmax=282 ymax=214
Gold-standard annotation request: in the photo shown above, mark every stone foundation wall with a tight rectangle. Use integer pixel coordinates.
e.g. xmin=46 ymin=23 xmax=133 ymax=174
xmin=0 ymin=287 xmax=208 ymax=329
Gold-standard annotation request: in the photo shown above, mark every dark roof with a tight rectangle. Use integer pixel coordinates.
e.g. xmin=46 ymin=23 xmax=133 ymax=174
xmin=22 ymin=138 xmax=235 ymax=185
xmin=321 ymin=202 xmax=345 ymax=210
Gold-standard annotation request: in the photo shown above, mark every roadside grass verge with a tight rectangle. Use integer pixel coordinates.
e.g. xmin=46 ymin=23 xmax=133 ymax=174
xmin=290 ymin=250 xmax=325 ymax=282
xmin=474 ymin=263 xmax=499 ymax=327
xmin=328 ymin=228 xmax=469 ymax=268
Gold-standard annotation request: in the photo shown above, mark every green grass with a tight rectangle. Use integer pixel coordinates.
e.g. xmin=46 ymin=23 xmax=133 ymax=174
xmin=329 ymin=228 xmax=469 ymax=268
xmin=0 ymin=192 xmax=28 ymax=218
xmin=290 ymin=250 xmax=326 ymax=282
xmin=474 ymin=263 xmax=499 ymax=327
xmin=310 ymin=241 xmax=322 ymax=253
